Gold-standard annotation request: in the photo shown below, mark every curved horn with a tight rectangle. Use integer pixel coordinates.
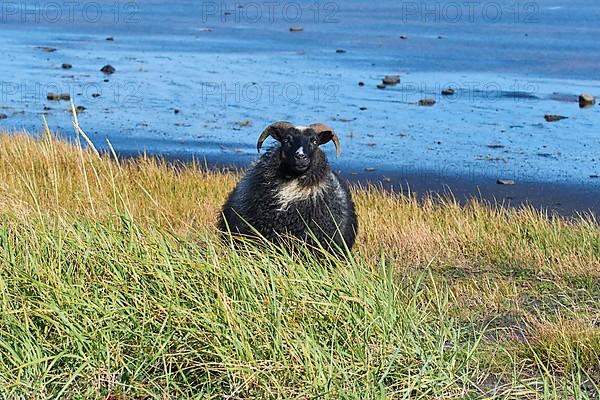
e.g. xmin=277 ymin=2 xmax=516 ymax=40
xmin=310 ymin=123 xmax=341 ymax=158
xmin=256 ymin=121 xmax=294 ymax=153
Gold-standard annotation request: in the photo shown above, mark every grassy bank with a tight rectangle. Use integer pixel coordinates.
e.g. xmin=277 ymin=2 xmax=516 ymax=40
xmin=0 ymin=131 xmax=599 ymax=398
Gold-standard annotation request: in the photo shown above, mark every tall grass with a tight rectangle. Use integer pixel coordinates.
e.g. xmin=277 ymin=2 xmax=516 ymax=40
xmin=0 ymin=131 xmax=598 ymax=398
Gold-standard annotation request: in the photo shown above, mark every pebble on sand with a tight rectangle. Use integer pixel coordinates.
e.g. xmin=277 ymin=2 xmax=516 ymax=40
xmin=234 ymin=119 xmax=253 ymax=128
xmin=418 ymin=99 xmax=436 ymax=106
xmin=0 ymin=113 xmax=7 ymax=119
xmin=579 ymin=93 xmax=596 ymax=108
xmin=358 ymin=82 xmax=365 ymax=87
xmin=382 ymin=75 xmax=400 ymax=85
xmin=289 ymin=26 xmax=304 ymax=32
xmin=441 ymin=88 xmax=455 ymax=96
xmin=544 ymin=114 xmax=567 ymax=122
xmin=106 ymin=37 xmax=114 ymax=41
xmin=62 ymin=63 xmax=72 ymax=69
xmin=400 ymin=35 xmax=408 ymax=40
xmin=497 ymin=179 xmax=515 ymax=185
xmin=38 ymin=47 xmax=57 ymax=52
xmin=376 ymin=84 xmax=386 ymax=89
xmin=336 ymin=49 xmax=346 ymax=53
xmin=100 ymin=65 xmax=116 ymax=75
xmin=47 ymin=92 xmax=71 ymax=101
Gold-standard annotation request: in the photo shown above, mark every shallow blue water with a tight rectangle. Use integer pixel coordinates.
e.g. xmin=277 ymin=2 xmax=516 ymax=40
xmin=0 ymin=0 xmax=599 ymax=185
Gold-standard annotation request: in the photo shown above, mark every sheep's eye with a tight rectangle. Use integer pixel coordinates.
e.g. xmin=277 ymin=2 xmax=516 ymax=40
xmin=283 ymin=136 xmax=292 ymax=144
xmin=311 ymin=138 xmax=318 ymax=145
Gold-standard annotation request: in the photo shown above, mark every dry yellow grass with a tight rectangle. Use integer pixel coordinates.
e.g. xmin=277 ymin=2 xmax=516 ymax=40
xmin=0 ymin=130 xmax=599 ymax=397
xmin=0 ymin=130 xmax=597 ymax=276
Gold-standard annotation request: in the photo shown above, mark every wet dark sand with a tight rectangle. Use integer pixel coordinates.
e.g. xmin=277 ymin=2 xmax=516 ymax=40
xmin=348 ymin=169 xmax=600 ymax=218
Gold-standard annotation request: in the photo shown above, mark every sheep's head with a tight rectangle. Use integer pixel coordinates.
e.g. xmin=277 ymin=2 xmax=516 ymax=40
xmin=257 ymin=121 xmax=341 ymax=174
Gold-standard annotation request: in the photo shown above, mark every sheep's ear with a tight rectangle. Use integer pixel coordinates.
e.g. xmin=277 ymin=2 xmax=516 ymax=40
xmin=310 ymin=123 xmax=341 ymax=158
xmin=257 ymin=121 xmax=294 ymax=153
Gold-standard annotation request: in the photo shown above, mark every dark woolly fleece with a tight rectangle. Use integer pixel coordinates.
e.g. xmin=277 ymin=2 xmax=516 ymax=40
xmin=219 ymin=146 xmax=358 ymax=252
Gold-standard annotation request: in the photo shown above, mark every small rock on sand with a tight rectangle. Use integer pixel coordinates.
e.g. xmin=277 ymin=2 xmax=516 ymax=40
xmin=365 ymin=167 xmax=376 ymax=172
xmin=100 ymin=65 xmax=116 ymax=75
xmin=38 ymin=47 xmax=57 ymax=52
xmin=235 ymin=119 xmax=253 ymax=128
xmin=590 ymin=174 xmax=599 ymax=179
xmin=358 ymin=81 xmax=365 ymax=87
xmin=376 ymin=84 xmax=386 ymax=89
xmin=497 ymin=179 xmax=515 ymax=185
xmin=536 ymin=153 xmax=554 ymax=158
xmin=47 ymin=92 xmax=70 ymax=101
xmin=106 ymin=37 xmax=114 ymax=41
xmin=579 ymin=93 xmax=596 ymax=108
xmin=399 ymin=35 xmax=408 ymax=40
xmin=62 ymin=63 xmax=72 ymax=69
xmin=544 ymin=114 xmax=567 ymax=122
xmin=336 ymin=49 xmax=346 ymax=53
xmin=75 ymin=106 xmax=86 ymax=113
xmin=333 ymin=117 xmax=356 ymax=122
xmin=383 ymin=75 xmax=400 ymax=85
xmin=91 ymin=93 xmax=101 ymax=98
xmin=289 ymin=26 xmax=304 ymax=32
xmin=418 ymin=99 xmax=436 ymax=106
xmin=0 ymin=113 xmax=7 ymax=119
xmin=441 ymin=88 xmax=455 ymax=96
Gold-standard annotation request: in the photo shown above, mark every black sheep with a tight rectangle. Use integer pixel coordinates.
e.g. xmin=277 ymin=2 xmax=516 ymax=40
xmin=219 ymin=121 xmax=358 ymax=253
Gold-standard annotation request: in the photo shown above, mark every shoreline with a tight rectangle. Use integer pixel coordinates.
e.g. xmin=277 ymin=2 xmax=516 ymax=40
xmin=2 ymin=1 xmax=600 ymax=188
xmin=115 ymin=149 xmax=600 ymax=218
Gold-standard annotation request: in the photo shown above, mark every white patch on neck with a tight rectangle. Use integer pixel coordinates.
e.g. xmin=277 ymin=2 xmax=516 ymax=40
xmin=275 ymin=177 xmax=328 ymax=211
xmin=295 ymin=126 xmax=308 ymax=131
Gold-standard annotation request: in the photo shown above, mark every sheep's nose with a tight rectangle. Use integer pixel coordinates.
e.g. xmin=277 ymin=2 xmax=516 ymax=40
xmin=295 ymin=148 xmax=308 ymax=161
